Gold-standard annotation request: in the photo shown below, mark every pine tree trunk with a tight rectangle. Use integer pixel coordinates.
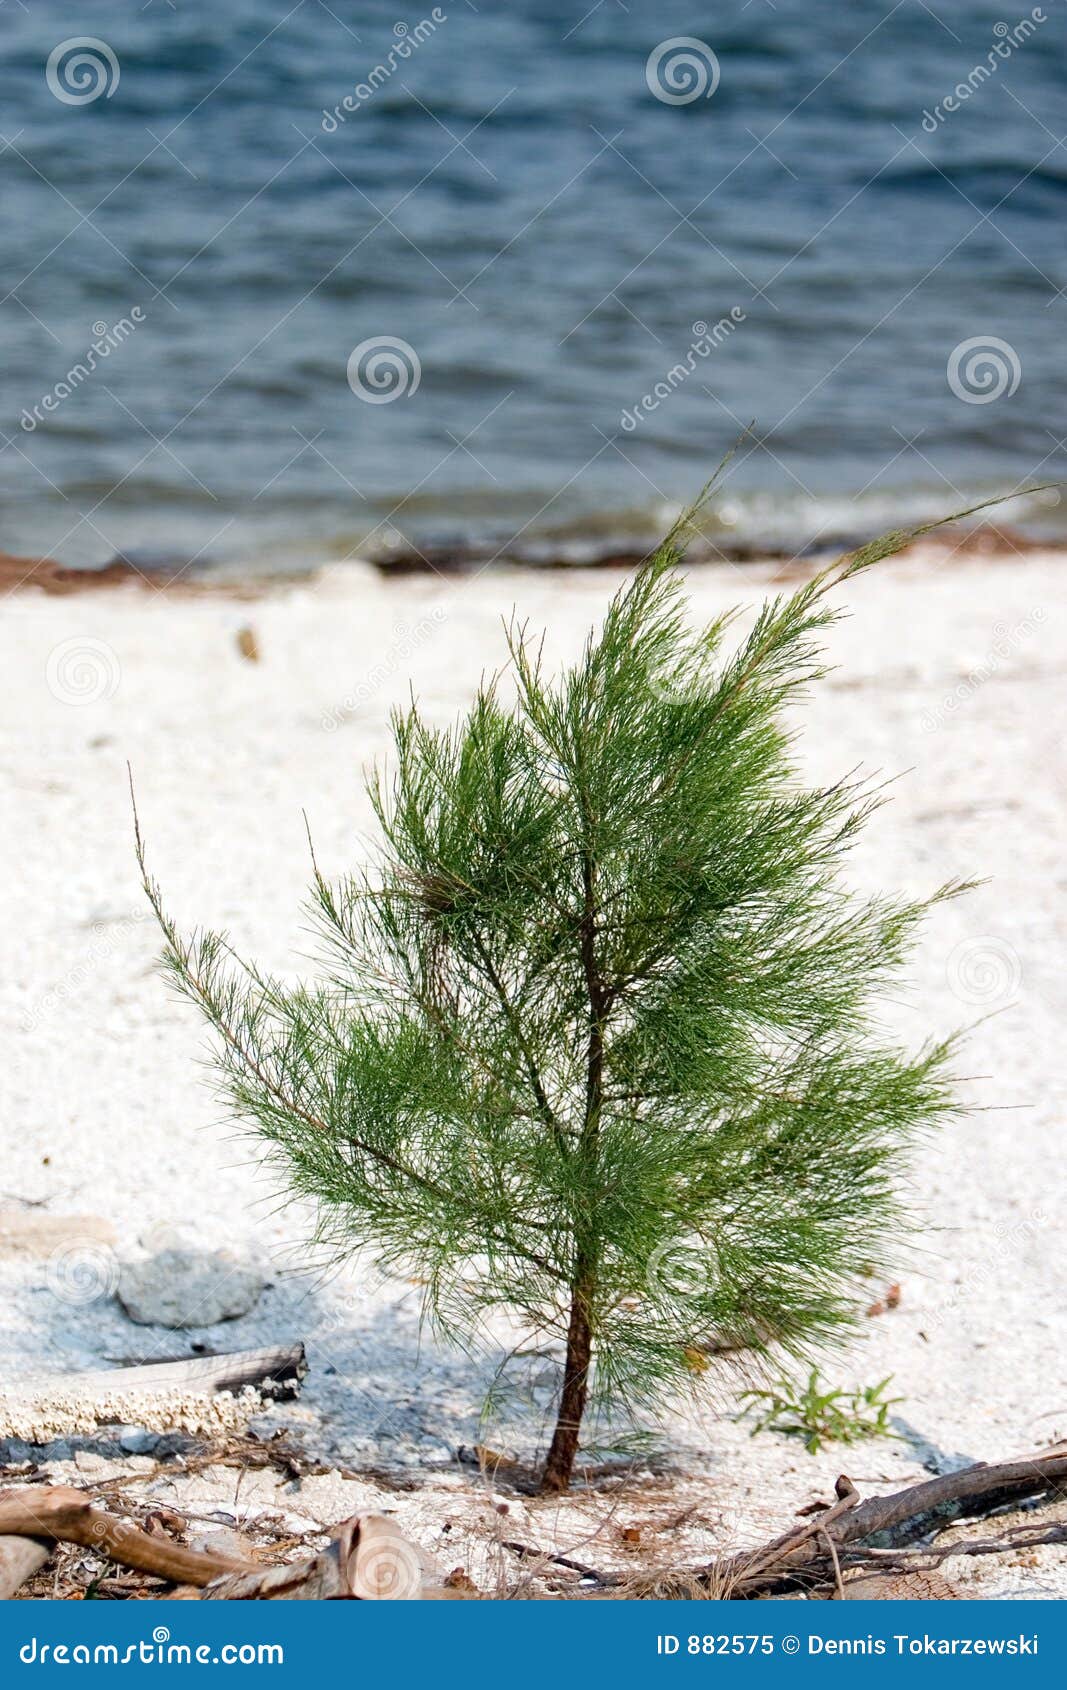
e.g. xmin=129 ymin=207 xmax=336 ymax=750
xmin=540 ymin=1266 xmax=594 ymax=1494
xmin=539 ymin=845 xmax=603 ymax=1495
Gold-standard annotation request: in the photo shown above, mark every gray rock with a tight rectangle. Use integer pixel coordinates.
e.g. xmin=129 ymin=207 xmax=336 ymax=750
xmin=0 ymin=1437 xmax=35 ymax=1466
xmin=116 ymin=1425 xmax=162 ymax=1455
xmin=39 ymin=1439 xmax=74 ymax=1463
xmin=116 ymin=1248 xmax=265 ymax=1329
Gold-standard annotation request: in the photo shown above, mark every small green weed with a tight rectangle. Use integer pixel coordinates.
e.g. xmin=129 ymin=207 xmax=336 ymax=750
xmin=737 ymin=1368 xmax=902 ymax=1454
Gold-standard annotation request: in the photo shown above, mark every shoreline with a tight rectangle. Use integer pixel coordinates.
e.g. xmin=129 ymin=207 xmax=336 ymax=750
xmin=2 ymin=519 xmax=1061 ymax=598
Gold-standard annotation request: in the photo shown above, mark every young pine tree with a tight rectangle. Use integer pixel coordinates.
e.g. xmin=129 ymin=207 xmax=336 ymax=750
xmin=138 ymin=514 xmax=966 ymax=1494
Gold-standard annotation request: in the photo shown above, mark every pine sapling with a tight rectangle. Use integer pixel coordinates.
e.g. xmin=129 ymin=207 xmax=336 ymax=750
xmin=137 ymin=504 xmax=973 ymax=1494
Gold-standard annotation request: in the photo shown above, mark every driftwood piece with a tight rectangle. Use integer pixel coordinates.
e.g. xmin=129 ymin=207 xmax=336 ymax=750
xmin=710 ymin=1447 xmax=1067 ymax=1596
xmin=200 ymin=1554 xmax=347 ymax=1601
xmin=46 ymin=1345 xmax=307 ymax=1404
xmin=0 ymin=1535 xmax=50 ymax=1599
xmin=724 ymin=1474 xmax=861 ymax=1592
xmin=833 ymin=1449 xmax=1067 ymax=1545
xmin=203 ymin=1515 xmax=424 ymax=1600
xmin=0 ymin=1487 xmax=252 ymax=1588
xmin=0 ymin=1488 xmax=437 ymax=1601
xmin=1 ymin=1346 xmax=308 ymax=1443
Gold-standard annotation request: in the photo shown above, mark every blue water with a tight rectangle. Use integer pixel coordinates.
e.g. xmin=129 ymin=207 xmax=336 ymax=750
xmin=2 ymin=0 xmax=1064 ymax=570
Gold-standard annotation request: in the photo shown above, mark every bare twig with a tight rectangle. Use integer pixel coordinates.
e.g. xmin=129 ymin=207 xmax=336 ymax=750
xmin=502 ymin=1539 xmax=604 ymax=1583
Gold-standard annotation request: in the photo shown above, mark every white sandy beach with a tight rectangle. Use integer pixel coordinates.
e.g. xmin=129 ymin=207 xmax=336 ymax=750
xmin=1 ymin=548 xmax=1065 ymax=1596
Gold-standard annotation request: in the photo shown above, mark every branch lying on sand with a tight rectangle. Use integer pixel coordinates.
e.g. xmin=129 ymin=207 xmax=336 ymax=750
xmin=659 ymin=1445 xmax=1067 ymax=1597
xmin=0 ymin=1488 xmax=251 ymax=1590
xmin=0 ymin=1487 xmax=443 ymax=1601
xmin=19 ymin=1345 xmax=308 ymax=1406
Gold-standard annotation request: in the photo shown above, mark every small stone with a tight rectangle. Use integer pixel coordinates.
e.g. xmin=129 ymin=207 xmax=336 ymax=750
xmin=236 ymin=625 xmax=260 ymax=663
xmin=116 ymin=1248 xmax=265 ymax=1329
xmin=154 ymin=1432 xmax=198 ymax=1458
xmin=0 ymin=1437 xmax=34 ymax=1466
xmin=117 ymin=1425 xmax=162 ymax=1455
